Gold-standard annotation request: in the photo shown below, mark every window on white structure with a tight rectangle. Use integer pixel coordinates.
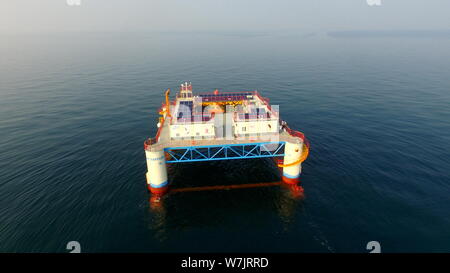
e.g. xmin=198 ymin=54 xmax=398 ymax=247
xmin=242 ymin=127 xmax=246 ymax=132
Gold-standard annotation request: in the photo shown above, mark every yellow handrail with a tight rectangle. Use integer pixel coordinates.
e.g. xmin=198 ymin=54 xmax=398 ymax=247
xmin=165 ymin=88 xmax=171 ymax=118
xmin=277 ymin=143 xmax=309 ymax=167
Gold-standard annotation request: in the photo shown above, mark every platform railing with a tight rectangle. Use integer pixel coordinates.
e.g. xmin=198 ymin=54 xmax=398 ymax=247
xmin=284 ymin=126 xmax=310 ymax=148
xmin=144 ymin=138 xmax=157 ymax=150
xmin=158 ymin=101 xmax=176 ymax=113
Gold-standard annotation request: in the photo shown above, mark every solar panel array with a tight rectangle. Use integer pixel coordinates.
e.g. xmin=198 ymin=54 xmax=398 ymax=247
xmin=176 ymin=100 xmax=213 ymax=122
xmin=175 ymin=95 xmax=272 ymax=122
xmin=198 ymin=92 xmax=253 ymax=102
xmin=177 ymin=116 xmax=213 ymax=122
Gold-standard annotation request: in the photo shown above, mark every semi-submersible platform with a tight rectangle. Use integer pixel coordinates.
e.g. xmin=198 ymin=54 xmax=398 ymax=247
xmin=144 ymin=82 xmax=309 ymax=201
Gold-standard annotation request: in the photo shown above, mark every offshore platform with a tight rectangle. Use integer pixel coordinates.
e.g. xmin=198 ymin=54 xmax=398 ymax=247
xmin=144 ymin=82 xmax=309 ymax=201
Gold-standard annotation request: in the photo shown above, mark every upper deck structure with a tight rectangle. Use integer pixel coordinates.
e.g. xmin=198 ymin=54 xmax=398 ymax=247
xmin=144 ymin=83 xmax=309 ymax=201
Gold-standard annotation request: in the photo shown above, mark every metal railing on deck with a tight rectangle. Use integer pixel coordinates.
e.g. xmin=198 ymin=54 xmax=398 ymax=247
xmin=144 ymin=114 xmax=169 ymax=150
xmin=144 ymin=138 xmax=157 ymax=150
xmin=284 ymin=126 xmax=310 ymax=148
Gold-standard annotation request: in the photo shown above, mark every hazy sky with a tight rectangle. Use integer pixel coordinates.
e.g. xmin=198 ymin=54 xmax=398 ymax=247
xmin=1 ymin=0 xmax=449 ymax=33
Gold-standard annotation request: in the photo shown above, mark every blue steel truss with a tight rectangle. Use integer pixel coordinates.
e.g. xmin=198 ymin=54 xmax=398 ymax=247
xmin=164 ymin=142 xmax=285 ymax=163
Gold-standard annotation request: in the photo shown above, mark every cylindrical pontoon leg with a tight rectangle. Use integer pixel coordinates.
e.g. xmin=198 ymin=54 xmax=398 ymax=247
xmin=282 ymin=142 xmax=302 ymax=185
xmin=145 ymin=149 xmax=168 ymax=196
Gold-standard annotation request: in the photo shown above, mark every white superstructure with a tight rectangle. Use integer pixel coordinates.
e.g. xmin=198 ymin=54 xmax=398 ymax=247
xmin=168 ymin=82 xmax=280 ymax=140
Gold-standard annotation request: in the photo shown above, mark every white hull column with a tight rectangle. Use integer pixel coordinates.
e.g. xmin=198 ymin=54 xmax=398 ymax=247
xmin=145 ymin=149 xmax=169 ymax=195
xmin=282 ymin=141 xmax=303 ymax=185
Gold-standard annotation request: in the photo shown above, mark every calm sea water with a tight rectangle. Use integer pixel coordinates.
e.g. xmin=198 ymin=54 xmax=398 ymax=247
xmin=1 ymin=32 xmax=450 ymax=252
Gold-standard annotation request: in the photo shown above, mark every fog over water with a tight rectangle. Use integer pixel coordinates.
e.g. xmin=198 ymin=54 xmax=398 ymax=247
xmin=2 ymin=0 xmax=450 ymax=33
